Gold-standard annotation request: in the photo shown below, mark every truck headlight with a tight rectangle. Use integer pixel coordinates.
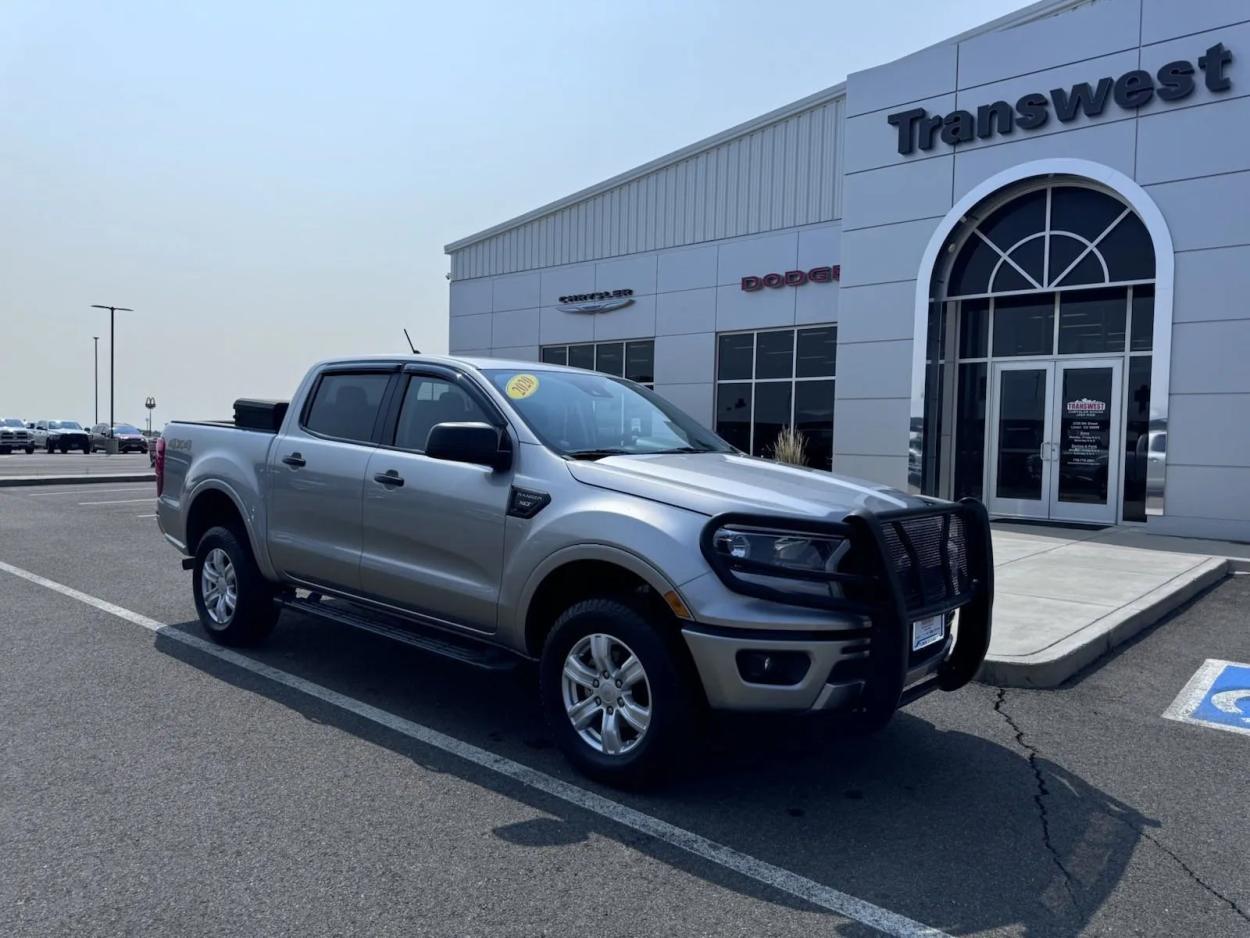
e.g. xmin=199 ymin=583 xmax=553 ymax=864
xmin=710 ymin=525 xmax=847 ymax=575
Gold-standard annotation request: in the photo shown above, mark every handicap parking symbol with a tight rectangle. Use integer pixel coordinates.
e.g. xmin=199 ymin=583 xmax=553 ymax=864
xmin=1163 ymin=659 xmax=1250 ymax=738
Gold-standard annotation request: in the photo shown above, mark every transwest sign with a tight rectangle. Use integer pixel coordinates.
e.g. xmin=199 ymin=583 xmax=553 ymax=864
xmin=887 ymin=42 xmax=1233 ymax=155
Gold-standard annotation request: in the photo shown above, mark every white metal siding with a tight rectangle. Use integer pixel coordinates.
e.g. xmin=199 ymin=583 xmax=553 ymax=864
xmin=450 ymin=96 xmax=845 ymax=280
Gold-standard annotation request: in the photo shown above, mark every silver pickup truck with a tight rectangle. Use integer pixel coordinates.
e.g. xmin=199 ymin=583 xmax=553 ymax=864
xmin=157 ymin=355 xmax=993 ymax=785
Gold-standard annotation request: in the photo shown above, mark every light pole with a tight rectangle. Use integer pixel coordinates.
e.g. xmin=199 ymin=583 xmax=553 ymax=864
xmin=144 ymin=396 xmax=156 ymax=435
xmin=91 ymin=305 xmax=132 ymax=451
xmin=93 ymin=336 xmax=100 ymax=425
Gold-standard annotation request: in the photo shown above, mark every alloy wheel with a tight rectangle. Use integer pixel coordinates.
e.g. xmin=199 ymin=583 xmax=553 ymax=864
xmin=561 ymin=633 xmax=652 ymax=756
xmin=200 ymin=548 xmax=238 ymax=626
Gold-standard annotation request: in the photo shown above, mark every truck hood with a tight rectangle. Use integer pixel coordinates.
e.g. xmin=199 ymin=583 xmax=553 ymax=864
xmin=566 ymin=452 xmax=930 ymax=519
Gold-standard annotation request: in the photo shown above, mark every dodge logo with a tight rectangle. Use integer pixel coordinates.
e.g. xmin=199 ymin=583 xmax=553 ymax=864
xmin=741 ymin=265 xmax=840 ymax=291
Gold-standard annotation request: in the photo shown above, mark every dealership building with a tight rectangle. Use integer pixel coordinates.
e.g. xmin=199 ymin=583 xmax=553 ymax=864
xmin=446 ymin=0 xmax=1250 ymax=541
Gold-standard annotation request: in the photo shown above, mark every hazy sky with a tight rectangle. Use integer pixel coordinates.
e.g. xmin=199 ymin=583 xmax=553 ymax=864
xmin=1 ymin=0 xmax=1028 ymax=425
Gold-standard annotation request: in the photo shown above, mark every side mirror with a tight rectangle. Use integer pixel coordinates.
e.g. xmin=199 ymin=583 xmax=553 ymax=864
xmin=425 ymin=422 xmax=512 ymax=472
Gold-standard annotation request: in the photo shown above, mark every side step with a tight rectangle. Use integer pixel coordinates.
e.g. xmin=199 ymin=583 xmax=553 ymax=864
xmin=275 ymin=594 xmax=518 ymax=671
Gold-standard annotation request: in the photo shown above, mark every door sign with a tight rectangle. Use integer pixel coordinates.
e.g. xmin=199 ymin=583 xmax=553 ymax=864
xmin=1162 ymin=659 xmax=1250 ymax=738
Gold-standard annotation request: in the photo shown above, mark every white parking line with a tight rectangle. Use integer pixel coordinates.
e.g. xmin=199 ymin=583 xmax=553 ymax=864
xmin=136 ymin=514 xmax=157 ymax=519
xmin=77 ymin=498 xmax=154 ymax=506
xmin=0 ymin=558 xmax=946 ymax=938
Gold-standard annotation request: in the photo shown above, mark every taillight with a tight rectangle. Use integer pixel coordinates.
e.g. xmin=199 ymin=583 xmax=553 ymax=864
xmin=155 ymin=435 xmax=166 ymax=496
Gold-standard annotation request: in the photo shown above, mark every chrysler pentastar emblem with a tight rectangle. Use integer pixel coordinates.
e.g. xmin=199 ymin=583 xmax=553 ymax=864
xmin=556 ymin=297 xmax=634 ymax=314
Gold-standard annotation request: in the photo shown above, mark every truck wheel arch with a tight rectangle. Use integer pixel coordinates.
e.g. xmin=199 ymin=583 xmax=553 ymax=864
xmin=519 ymin=546 xmax=686 ymax=658
xmin=185 ymin=485 xmax=252 ymax=556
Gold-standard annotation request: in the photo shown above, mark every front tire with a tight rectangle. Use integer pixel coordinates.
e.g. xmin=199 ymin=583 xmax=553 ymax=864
xmin=539 ymin=597 xmax=699 ymax=788
xmin=24 ymin=446 xmax=34 ymax=454
xmin=192 ymin=526 xmax=278 ymax=646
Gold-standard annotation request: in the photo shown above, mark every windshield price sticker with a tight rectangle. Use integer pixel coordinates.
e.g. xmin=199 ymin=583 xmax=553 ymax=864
xmin=506 ymin=374 xmax=540 ymax=400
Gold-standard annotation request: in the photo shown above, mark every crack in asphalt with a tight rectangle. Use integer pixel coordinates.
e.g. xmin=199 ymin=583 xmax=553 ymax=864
xmin=993 ymin=688 xmax=1250 ymax=929
xmin=992 ymin=687 xmax=1083 ymax=916
xmin=1137 ymin=828 xmax=1250 ymax=926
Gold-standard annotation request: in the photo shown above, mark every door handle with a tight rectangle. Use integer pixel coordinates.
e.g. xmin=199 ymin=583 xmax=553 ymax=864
xmin=282 ymin=453 xmax=306 ymax=467
xmin=373 ymin=470 xmax=404 ymax=487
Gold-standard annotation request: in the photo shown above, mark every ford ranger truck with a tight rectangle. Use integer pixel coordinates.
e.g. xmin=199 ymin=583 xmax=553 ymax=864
xmin=156 ymin=356 xmax=993 ymax=786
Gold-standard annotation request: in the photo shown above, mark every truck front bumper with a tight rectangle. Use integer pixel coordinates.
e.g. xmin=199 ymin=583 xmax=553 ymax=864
xmin=681 ymin=619 xmax=955 ymax=712
xmin=680 ymin=499 xmax=994 ymax=717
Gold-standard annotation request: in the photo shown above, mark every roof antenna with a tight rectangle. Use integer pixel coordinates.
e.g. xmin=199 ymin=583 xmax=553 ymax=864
xmin=403 ymin=329 xmax=419 ymax=354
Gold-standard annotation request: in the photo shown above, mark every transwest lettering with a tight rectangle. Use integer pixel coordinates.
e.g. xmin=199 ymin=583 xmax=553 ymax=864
xmin=887 ymin=43 xmax=1233 ymax=155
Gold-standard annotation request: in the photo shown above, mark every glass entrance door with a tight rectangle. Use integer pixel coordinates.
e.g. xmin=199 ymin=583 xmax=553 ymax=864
xmin=1050 ymin=360 xmax=1122 ymax=524
xmin=988 ymin=363 xmax=1053 ymax=520
xmin=987 ymin=360 xmax=1123 ymax=523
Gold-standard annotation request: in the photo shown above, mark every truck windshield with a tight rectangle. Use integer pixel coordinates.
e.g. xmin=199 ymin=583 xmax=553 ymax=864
xmin=2 ymin=418 xmax=22 ymax=427
xmin=483 ymin=368 xmax=732 ymax=459
xmin=57 ymin=421 xmax=83 ymax=430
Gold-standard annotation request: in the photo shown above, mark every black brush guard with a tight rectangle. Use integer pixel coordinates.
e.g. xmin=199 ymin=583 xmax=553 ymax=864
xmin=699 ymin=498 xmax=994 ymax=717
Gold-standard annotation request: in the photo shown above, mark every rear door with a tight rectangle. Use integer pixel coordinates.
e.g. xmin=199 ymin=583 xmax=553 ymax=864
xmin=359 ymin=367 xmax=512 ymax=632
xmin=266 ymin=365 xmax=398 ymax=593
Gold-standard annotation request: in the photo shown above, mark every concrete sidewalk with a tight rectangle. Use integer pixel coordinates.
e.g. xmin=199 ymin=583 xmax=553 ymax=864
xmin=982 ymin=522 xmax=1244 ymax=688
xmin=0 ymin=452 xmax=154 ymax=487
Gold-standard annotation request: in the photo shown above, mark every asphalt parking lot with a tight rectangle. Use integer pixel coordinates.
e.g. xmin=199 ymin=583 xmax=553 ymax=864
xmin=2 ymin=482 xmax=1248 ymax=937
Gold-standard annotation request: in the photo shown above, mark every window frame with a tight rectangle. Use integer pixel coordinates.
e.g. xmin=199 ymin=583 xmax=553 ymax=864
xmin=298 ymin=364 xmax=401 ymax=446
xmin=540 ymin=338 xmax=655 ymax=388
xmin=714 ymin=324 xmax=837 ymax=464
xmin=375 ymin=363 xmax=509 ymax=453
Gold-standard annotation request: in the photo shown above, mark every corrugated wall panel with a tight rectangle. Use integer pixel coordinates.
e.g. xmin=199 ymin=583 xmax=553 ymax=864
xmin=448 ymin=95 xmax=844 ymax=280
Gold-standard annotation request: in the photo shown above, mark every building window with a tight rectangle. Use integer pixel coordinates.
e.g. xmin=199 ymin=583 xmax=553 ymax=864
xmin=714 ymin=325 xmax=836 ymax=470
xmin=541 ymin=340 xmax=654 ymax=388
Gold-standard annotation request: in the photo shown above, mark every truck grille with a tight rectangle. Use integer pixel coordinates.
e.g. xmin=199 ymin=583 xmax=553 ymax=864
xmin=878 ymin=512 xmax=974 ymax=616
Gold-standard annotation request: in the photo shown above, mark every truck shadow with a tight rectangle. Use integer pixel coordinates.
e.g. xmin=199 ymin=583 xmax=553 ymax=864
xmin=154 ymin=616 xmax=1152 ymax=937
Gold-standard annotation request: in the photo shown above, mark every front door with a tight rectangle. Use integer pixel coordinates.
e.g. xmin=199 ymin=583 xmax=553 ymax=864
xmin=987 ymin=360 xmax=1123 ymax=524
xmin=358 ymin=372 xmax=511 ymax=632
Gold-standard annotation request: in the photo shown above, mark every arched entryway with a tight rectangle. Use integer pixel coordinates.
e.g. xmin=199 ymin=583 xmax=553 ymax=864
xmin=912 ymin=166 xmax=1171 ymax=525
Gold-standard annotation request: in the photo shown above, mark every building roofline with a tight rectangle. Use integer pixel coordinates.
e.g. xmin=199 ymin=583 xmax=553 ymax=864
xmin=443 ymin=0 xmax=1093 ymax=255
xmin=443 ymin=81 xmax=846 ymax=254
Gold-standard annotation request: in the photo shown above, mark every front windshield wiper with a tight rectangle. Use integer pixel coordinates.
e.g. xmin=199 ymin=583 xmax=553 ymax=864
xmin=565 ymin=445 xmax=720 ymax=460
xmin=564 ymin=448 xmax=631 ymax=461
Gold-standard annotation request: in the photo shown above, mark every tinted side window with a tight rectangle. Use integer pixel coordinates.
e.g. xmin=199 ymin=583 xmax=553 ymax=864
xmin=394 ymin=376 xmax=490 ymax=452
xmin=303 ymin=373 xmax=390 ymax=443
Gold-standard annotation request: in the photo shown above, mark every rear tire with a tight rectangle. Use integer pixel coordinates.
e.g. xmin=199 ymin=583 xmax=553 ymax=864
xmin=539 ymin=597 xmax=700 ymax=788
xmin=192 ymin=526 xmax=278 ymax=646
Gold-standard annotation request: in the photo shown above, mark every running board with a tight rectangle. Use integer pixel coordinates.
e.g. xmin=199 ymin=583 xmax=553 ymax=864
xmin=275 ymin=594 xmax=517 ymax=671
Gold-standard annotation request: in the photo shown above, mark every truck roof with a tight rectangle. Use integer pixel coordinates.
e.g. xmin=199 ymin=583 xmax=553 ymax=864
xmin=310 ymin=354 xmax=590 ymax=376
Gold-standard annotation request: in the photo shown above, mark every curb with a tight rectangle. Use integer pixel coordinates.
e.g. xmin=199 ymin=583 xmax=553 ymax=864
xmin=979 ymin=556 xmax=1230 ymax=689
xmin=0 ymin=473 xmax=155 ymax=488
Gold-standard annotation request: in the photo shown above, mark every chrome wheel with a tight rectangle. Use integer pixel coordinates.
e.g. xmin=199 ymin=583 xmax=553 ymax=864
xmin=561 ymin=633 xmax=652 ymax=756
xmin=200 ymin=548 xmax=238 ymax=626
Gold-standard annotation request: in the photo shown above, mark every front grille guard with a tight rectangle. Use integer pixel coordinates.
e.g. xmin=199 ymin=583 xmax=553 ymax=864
xmin=698 ymin=498 xmax=995 ymax=706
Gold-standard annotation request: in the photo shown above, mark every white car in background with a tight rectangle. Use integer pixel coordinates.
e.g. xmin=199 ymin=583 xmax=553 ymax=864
xmin=1 ymin=417 xmax=34 ymax=454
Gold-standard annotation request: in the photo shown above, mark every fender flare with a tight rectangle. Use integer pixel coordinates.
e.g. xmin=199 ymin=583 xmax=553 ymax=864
xmin=508 ymin=542 xmax=685 ymax=643
xmin=183 ymin=479 xmax=275 ymax=580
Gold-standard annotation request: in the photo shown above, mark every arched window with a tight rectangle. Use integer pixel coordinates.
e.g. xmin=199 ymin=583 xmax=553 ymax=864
xmin=944 ymin=184 xmax=1154 ymax=299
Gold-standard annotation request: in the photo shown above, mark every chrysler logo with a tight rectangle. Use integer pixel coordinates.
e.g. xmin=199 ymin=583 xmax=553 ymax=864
xmin=557 ymin=297 xmax=635 ymax=314
xmin=556 ymin=289 xmax=635 ymax=314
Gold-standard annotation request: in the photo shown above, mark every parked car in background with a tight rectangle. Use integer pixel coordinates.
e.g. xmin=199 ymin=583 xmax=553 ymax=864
xmin=91 ymin=422 xmax=148 ymax=453
xmin=156 ymin=355 xmax=994 ymax=786
xmin=147 ymin=429 xmax=162 ymax=466
xmin=32 ymin=420 xmax=91 ymax=453
xmin=1 ymin=417 xmax=34 ymax=454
